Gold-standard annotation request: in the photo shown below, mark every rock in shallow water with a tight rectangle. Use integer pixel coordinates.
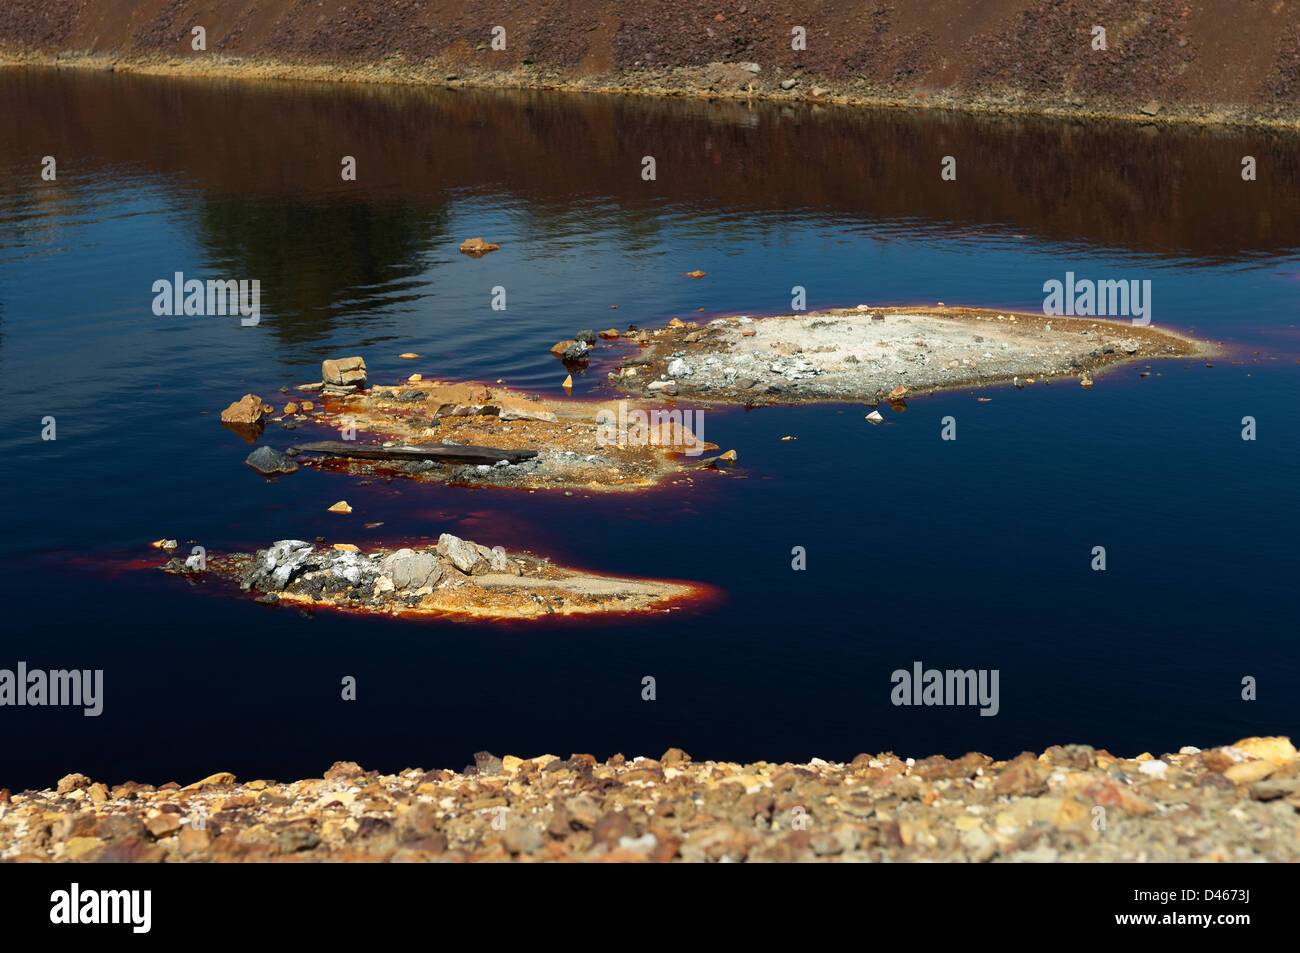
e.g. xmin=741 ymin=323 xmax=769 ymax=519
xmin=321 ymin=356 xmax=367 ymax=387
xmin=245 ymin=445 xmax=298 ymax=475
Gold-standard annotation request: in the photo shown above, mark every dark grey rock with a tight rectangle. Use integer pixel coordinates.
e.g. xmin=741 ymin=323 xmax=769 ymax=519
xmin=245 ymin=445 xmax=299 ymax=475
xmin=562 ymin=341 xmax=590 ymax=361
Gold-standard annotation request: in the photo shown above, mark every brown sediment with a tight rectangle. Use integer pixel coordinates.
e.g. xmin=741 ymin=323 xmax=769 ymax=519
xmin=614 ymin=306 xmax=1214 ymax=406
xmin=5 ymin=0 xmax=1300 ymax=129
xmin=6 ymin=737 xmax=1296 ymax=863
xmin=160 ymin=537 xmax=703 ymax=621
xmin=265 ymin=377 xmax=731 ymax=492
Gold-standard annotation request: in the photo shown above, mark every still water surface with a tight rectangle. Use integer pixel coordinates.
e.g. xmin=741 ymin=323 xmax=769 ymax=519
xmin=1 ymin=68 xmax=1297 ymax=788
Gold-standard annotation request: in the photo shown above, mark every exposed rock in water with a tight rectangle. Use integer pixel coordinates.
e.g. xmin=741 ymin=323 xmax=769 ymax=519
xmin=552 ymin=340 xmax=589 ymax=361
xmin=242 ymin=373 xmax=721 ymax=492
xmin=458 ymin=237 xmax=499 ymax=256
xmin=322 ymin=356 xmax=367 ymax=388
xmin=245 ymin=445 xmax=299 ymax=475
xmin=221 ymin=393 xmax=272 ymax=427
xmin=159 ymin=536 xmax=698 ymax=620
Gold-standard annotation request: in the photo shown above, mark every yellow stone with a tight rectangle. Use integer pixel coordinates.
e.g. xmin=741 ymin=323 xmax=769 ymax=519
xmin=183 ymin=771 xmax=236 ymax=790
xmin=399 ymin=353 xmax=420 ymax=359
xmin=409 ymin=374 xmax=422 ymax=382
xmin=62 ymin=837 xmax=104 ymax=861
xmin=1224 ymin=760 xmax=1276 ymax=785
xmin=1052 ymin=797 xmax=1090 ymax=828
xmin=562 ymin=375 xmax=573 ymax=390
xmin=333 ymin=543 xmax=360 ymax=552
xmin=328 ymin=501 xmax=353 ymax=514
xmin=1232 ymin=736 xmax=1297 ymax=765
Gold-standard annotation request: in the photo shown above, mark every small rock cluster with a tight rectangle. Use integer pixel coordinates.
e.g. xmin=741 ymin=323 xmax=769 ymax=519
xmin=161 ymin=533 xmax=692 ymax=619
xmin=550 ymin=329 xmax=599 ymax=363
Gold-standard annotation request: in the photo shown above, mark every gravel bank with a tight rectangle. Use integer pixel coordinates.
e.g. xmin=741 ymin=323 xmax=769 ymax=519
xmin=4 ymin=737 xmax=1295 ymax=863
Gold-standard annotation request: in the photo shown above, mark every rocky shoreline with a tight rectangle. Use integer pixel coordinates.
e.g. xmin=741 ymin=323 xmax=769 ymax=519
xmin=3 ymin=737 xmax=1295 ymax=863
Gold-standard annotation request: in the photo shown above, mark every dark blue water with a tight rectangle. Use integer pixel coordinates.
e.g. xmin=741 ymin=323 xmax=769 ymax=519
xmin=2 ymin=68 xmax=1298 ymax=790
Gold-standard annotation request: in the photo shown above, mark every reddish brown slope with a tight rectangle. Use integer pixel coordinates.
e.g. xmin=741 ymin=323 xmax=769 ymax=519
xmin=3 ymin=1 xmax=1300 ymax=124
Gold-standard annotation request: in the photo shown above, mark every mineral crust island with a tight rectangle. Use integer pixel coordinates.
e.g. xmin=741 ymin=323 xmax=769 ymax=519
xmin=2 ymin=737 xmax=1296 ymax=863
xmin=614 ymin=306 xmax=1210 ymax=406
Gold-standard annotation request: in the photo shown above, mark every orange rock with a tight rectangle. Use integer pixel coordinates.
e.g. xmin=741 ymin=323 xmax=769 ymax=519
xmin=328 ymin=501 xmax=353 ymax=514
xmin=283 ymin=402 xmax=299 ymax=415
xmin=562 ymin=375 xmax=573 ymax=390
xmin=888 ymin=385 xmax=908 ymax=400
xmin=333 ymin=543 xmax=360 ymax=552
xmin=300 ymin=401 xmax=314 ymax=411
xmin=220 ymin=393 xmax=269 ymax=426
xmin=686 ymin=270 xmax=706 ymax=279
xmin=399 ymin=352 xmax=420 ymax=359
xmin=459 ymin=237 xmax=500 ymax=256
xmin=599 ymin=329 xmax=620 ymax=339
xmin=178 ymin=825 xmax=211 ymax=857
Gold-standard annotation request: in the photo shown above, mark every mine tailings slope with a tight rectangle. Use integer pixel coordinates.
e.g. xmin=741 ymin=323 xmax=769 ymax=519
xmin=3 ymin=1 xmax=1300 ymax=125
